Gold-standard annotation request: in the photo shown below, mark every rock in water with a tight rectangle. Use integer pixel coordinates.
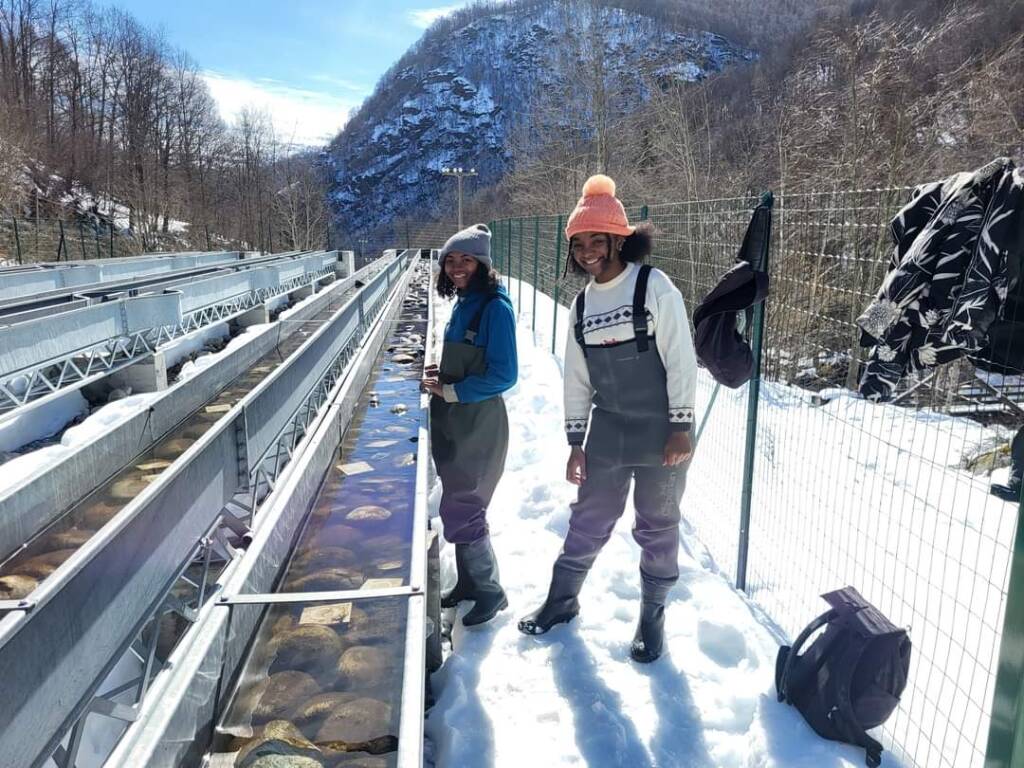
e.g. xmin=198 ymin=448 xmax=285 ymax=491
xmin=270 ymin=625 xmax=345 ymax=676
xmin=16 ymin=549 xmax=76 ymax=579
xmin=40 ymin=527 xmax=94 ymax=552
xmin=316 ymin=525 xmax=362 ymax=548
xmin=345 ymin=506 xmax=391 ymax=523
xmin=286 ymin=567 xmax=363 ymax=592
xmin=109 ymin=476 xmax=152 ymax=501
xmin=0 ymin=574 xmax=38 ymax=599
xmin=250 ymin=672 xmax=320 ymax=723
xmin=314 ymin=698 xmax=393 ymax=745
xmin=292 ymin=547 xmax=357 ymax=572
xmin=246 ymin=758 xmax=323 ymax=768
xmin=336 ymin=647 xmax=394 ymax=689
xmin=80 ymin=501 xmax=121 ymax=529
xmin=291 ymin=692 xmax=360 ymax=729
xmin=235 ymin=720 xmax=322 ymax=767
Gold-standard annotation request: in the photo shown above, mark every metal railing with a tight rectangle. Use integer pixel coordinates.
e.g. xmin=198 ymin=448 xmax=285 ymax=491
xmin=487 ymin=189 xmax=1024 ymax=768
xmin=0 ymin=252 xmax=340 ymax=414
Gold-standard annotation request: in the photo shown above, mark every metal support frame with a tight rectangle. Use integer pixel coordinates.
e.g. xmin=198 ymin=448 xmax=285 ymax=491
xmin=0 ymin=254 xmax=412 ymax=768
xmin=0 ymin=256 xmax=338 ymax=415
xmin=101 ymin=252 xmax=426 ymax=768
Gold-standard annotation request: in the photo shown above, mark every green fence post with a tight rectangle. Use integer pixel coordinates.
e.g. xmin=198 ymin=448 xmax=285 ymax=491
xmin=93 ymin=228 xmax=101 ymax=259
xmin=986 ymin=510 xmax=1024 ymax=767
xmin=552 ymin=215 xmax=563 ymax=355
xmin=640 ymin=204 xmax=649 ymax=221
xmin=109 ymin=225 xmax=114 ymax=258
xmin=12 ymin=217 xmax=22 ymax=264
xmin=532 ymin=216 xmax=539 ymax=333
xmin=78 ymin=222 xmax=86 ymax=259
xmin=736 ymin=192 xmax=773 ymax=592
xmin=517 ymin=218 xmax=524 ymax=312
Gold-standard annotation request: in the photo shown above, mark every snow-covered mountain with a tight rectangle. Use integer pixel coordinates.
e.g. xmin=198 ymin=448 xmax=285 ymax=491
xmin=324 ymin=1 xmax=755 ymax=238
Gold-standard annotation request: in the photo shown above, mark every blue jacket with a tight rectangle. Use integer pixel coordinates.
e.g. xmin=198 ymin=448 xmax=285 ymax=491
xmin=444 ymin=285 xmax=518 ymax=403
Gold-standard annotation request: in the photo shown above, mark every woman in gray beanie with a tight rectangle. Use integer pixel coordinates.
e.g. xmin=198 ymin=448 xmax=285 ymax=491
xmin=422 ymin=223 xmax=518 ymax=626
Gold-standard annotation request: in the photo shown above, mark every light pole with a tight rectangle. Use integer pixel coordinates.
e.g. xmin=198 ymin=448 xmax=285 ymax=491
xmin=358 ymin=236 xmax=368 ymax=265
xmin=441 ymin=166 xmax=478 ymax=229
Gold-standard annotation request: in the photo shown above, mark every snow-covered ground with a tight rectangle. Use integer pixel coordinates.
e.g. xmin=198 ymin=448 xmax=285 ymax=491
xmin=426 ymin=276 xmax=1015 ymax=768
xmin=424 ymin=282 xmax=872 ymax=768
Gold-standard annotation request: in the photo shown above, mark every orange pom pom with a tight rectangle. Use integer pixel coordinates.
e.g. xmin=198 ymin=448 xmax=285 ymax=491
xmin=581 ymin=174 xmax=616 ymax=198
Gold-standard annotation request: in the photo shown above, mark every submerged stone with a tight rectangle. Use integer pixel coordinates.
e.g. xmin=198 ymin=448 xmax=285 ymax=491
xmin=345 ymin=506 xmax=391 ymax=523
xmin=316 ymin=525 xmax=363 ymax=548
xmin=291 ymin=692 xmax=360 ymax=728
xmin=235 ymin=719 xmax=322 ymax=767
xmin=246 ymin=757 xmax=323 ymax=768
xmin=287 ymin=567 xmax=363 ymax=592
xmin=250 ymin=672 xmax=320 ymax=723
xmin=17 ymin=549 xmax=76 ymax=579
xmin=336 ymin=646 xmax=394 ymax=689
xmin=109 ymin=476 xmax=152 ymax=501
xmin=41 ymin=527 xmax=94 ymax=552
xmin=270 ymin=625 xmax=345 ymax=676
xmin=292 ymin=547 xmax=357 ymax=572
xmin=0 ymin=574 xmax=37 ymax=599
xmin=314 ymin=698 xmax=393 ymax=745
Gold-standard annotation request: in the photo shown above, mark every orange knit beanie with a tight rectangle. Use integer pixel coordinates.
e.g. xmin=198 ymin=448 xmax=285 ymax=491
xmin=565 ymin=174 xmax=635 ymax=240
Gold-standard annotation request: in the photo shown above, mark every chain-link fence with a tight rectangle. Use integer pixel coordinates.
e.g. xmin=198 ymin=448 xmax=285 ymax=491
xmin=0 ymin=215 xmax=251 ymax=265
xmin=478 ymin=189 xmax=1024 ymax=768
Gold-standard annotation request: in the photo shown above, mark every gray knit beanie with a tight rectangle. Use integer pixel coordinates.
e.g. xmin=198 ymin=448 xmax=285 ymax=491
xmin=439 ymin=223 xmax=492 ymax=270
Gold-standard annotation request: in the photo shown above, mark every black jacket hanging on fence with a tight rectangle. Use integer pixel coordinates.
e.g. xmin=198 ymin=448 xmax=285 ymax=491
xmin=857 ymin=157 xmax=1024 ymax=401
xmin=692 ymin=193 xmax=772 ymax=388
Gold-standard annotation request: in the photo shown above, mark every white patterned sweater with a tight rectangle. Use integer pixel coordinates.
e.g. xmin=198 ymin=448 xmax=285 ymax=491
xmin=564 ymin=262 xmax=698 ymax=446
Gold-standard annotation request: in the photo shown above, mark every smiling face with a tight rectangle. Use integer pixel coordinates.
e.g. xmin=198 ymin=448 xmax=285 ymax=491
xmin=570 ymin=231 xmax=626 ymax=280
xmin=444 ymin=251 xmax=480 ymax=291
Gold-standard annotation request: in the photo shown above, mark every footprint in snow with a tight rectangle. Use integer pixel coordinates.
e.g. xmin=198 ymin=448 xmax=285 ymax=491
xmin=697 ymin=620 xmax=751 ymax=668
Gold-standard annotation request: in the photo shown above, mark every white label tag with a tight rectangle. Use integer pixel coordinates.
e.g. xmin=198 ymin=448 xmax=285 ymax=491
xmin=337 ymin=461 xmax=374 ymax=476
xmin=299 ymin=603 xmax=352 ymax=626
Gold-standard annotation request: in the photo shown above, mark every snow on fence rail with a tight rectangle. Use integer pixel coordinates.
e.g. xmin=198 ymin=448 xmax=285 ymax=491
xmin=481 ymin=189 xmax=1024 ymax=768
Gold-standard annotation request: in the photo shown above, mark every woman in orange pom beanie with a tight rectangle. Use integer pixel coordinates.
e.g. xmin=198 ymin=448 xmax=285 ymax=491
xmin=519 ymin=174 xmax=698 ymax=664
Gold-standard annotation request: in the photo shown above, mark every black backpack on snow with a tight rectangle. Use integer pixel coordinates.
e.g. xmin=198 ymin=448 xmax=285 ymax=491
xmin=775 ymin=587 xmax=911 ymax=767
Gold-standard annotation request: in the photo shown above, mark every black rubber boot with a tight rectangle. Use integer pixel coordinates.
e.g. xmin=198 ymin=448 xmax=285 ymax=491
xmin=441 ymin=544 xmax=473 ymax=609
xmin=461 ymin=536 xmax=508 ymax=627
xmin=517 ymin=565 xmax=587 ymax=635
xmin=630 ymin=570 xmax=675 ymax=664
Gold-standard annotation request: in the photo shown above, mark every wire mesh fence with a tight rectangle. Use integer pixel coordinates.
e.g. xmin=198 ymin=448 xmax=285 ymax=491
xmin=484 ymin=188 xmax=1024 ymax=768
xmin=0 ymin=215 xmax=254 ymax=265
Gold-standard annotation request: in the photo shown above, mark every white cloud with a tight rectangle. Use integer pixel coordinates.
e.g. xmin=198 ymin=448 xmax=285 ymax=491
xmin=202 ymin=71 xmax=360 ymax=147
xmin=408 ymin=4 xmax=461 ymax=28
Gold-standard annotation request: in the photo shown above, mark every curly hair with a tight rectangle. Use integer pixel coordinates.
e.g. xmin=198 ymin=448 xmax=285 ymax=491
xmin=567 ymin=221 xmax=655 ymax=275
xmin=436 ymin=263 xmax=501 ymax=298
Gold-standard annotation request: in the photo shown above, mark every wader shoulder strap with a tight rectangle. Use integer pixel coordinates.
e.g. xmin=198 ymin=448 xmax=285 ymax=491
xmin=573 ymin=288 xmax=588 ymax=358
xmin=633 ymin=264 xmax=653 ymax=353
xmin=463 ymin=292 xmax=505 ymax=343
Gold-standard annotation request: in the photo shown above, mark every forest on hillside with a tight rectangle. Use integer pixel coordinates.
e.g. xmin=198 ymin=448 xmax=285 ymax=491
xmin=0 ymin=0 xmax=328 ymax=253
xmin=489 ymin=0 xmax=1024 ymax=217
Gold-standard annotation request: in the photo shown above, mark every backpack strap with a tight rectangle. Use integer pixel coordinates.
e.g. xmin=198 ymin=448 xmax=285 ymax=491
xmin=573 ymin=288 xmax=589 ymax=358
xmin=632 ymin=264 xmax=653 ymax=353
xmin=777 ymin=607 xmax=840 ymax=703
xmin=463 ymin=292 xmax=504 ymax=343
xmin=830 ymin=639 xmax=886 ymax=768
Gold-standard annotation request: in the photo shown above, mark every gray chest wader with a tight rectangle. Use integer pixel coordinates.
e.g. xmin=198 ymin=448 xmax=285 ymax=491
xmin=519 ymin=266 xmax=687 ymax=659
xmin=429 ymin=293 xmax=510 ymax=545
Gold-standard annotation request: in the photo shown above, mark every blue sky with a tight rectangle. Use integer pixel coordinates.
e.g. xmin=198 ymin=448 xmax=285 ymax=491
xmin=115 ymin=1 xmax=471 ymax=146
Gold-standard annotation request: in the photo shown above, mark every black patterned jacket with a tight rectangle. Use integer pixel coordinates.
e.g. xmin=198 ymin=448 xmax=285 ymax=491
xmin=857 ymin=158 xmax=1024 ymax=401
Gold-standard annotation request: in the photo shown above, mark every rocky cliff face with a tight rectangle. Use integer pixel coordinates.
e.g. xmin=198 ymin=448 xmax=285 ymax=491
xmin=324 ymin=2 xmax=755 ymax=238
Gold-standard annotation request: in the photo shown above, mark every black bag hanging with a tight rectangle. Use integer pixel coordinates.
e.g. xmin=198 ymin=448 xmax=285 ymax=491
xmin=775 ymin=587 xmax=911 ymax=767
